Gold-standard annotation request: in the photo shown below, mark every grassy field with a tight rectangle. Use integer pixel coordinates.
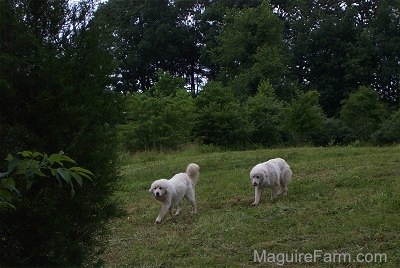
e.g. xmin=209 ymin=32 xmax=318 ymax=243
xmin=101 ymin=146 xmax=400 ymax=267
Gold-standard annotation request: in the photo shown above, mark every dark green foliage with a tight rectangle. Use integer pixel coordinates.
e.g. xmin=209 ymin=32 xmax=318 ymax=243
xmin=119 ymin=73 xmax=195 ymax=151
xmin=1 ymin=0 xmax=400 ymax=264
xmin=340 ymin=86 xmax=387 ymax=142
xmin=210 ymin=0 xmax=293 ymax=100
xmin=373 ymin=109 xmax=400 ymax=145
xmin=194 ymin=82 xmax=250 ymax=147
xmin=283 ymin=90 xmax=326 ymax=144
xmin=272 ymin=0 xmax=400 ymax=115
xmin=312 ymin=117 xmax=352 ymax=146
xmin=0 ymin=0 xmax=121 ymax=266
xmin=0 ymin=151 xmax=94 ymax=210
xmin=95 ymin=0 xmax=203 ymax=94
xmin=244 ymin=81 xmax=284 ymax=146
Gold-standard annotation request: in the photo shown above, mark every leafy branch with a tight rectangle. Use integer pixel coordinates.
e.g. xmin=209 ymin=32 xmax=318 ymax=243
xmin=0 ymin=151 xmax=94 ymax=210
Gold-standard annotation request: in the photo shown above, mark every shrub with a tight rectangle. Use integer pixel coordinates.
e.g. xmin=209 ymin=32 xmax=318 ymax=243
xmin=194 ymin=82 xmax=250 ymax=147
xmin=0 ymin=2 xmax=122 ymax=265
xmin=373 ymin=109 xmax=400 ymax=144
xmin=340 ymin=86 xmax=387 ymax=142
xmin=119 ymin=74 xmax=195 ymax=152
xmin=283 ymin=90 xmax=326 ymax=144
xmin=244 ymin=81 xmax=284 ymax=146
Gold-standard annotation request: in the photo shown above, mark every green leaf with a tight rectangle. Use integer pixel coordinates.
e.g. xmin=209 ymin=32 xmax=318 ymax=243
xmin=32 ymin=152 xmax=43 ymax=158
xmin=1 ymin=178 xmax=19 ymax=194
xmin=26 ymin=177 xmax=34 ymax=189
xmin=57 ymin=168 xmax=71 ymax=183
xmin=70 ymin=185 xmax=75 ymax=198
xmin=20 ymin=151 xmax=32 ymax=158
xmin=69 ymin=167 xmax=95 ymax=177
xmin=49 ymin=154 xmax=64 ymax=165
xmin=0 ymin=189 xmax=12 ymax=202
xmin=0 ymin=200 xmax=16 ymax=210
xmin=69 ymin=172 xmax=83 ymax=187
xmin=6 ymin=154 xmax=19 ymax=173
xmin=55 ymin=173 xmax=63 ymax=188
xmin=60 ymin=155 xmax=77 ymax=165
xmin=49 ymin=153 xmax=77 ymax=166
xmin=5 ymin=154 xmax=14 ymax=161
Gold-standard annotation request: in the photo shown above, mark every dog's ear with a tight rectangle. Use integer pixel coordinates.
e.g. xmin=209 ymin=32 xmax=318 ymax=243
xmin=149 ymin=186 xmax=153 ymax=193
xmin=262 ymin=170 xmax=270 ymax=185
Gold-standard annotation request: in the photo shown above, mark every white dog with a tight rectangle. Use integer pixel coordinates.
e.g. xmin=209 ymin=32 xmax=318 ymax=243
xmin=149 ymin=163 xmax=200 ymax=223
xmin=249 ymin=158 xmax=292 ymax=206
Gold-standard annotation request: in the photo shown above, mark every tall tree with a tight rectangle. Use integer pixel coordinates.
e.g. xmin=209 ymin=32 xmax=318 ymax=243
xmin=0 ymin=0 xmax=121 ymax=266
xmin=95 ymin=0 xmax=204 ymax=94
xmin=209 ymin=0 xmax=294 ymax=100
xmin=272 ymin=0 xmax=400 ymax=115
xmin=371 ymin=0 xmax=400 ymax=105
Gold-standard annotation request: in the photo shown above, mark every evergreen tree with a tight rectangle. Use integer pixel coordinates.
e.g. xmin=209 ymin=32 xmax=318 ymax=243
xmin=0 ymin=1 xmax=121 ymax=266
xmin=210 ymin=0 xmax=293 ymax=100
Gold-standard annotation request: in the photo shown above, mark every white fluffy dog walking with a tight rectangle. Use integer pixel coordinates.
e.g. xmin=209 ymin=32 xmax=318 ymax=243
xmin=149 ymin=163 xmax=200 ymax=223
xmin=250 ymin=158 xmax=292 ymax=206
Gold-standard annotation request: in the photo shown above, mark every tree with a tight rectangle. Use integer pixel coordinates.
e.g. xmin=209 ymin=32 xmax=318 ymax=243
xmin=210 ymin=0 xmax=293 ymax=100
xmin=0 ymin=151 xmax=93 ymax=210
xmin=194 ymin=82 xmax=250 ymax=147
xmin=371 ymin=0 xmax=400 ymax=105
xmin=373 ymin=109 xmax=400 ymax=145
xmin=244 ymin=80 xmax=284 ymax=146
xmin=94 ymin=0 xmax=204 ymax=94
xmin=340 ymin=86 xmax=387 ymax=142
xmin=284 ymin=90 xmax=325 ymax=144
xmin=119 ymin=73 xmax=195 ymax=151
xmin=272 ymin=0 xmax=400 ymax=115
xmin=0 ymin=1 xmax=121 ymax=266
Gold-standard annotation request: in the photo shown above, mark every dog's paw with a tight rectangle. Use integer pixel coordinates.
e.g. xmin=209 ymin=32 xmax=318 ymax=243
xmin=251 ymin=202 xmax=258 ymax=206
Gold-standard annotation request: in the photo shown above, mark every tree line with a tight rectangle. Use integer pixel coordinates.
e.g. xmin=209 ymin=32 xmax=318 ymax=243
xmin=0 ymin=0 xmax=400 ymax=266
xmin=106 ymin=0 xmax=400 ymax=150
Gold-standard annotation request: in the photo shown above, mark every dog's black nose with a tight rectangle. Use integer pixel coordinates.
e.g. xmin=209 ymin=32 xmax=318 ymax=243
xmin=155 ymin=192 xmax=160 ymax=197
xmin=252 ymin=182 xmax=258 ymax=186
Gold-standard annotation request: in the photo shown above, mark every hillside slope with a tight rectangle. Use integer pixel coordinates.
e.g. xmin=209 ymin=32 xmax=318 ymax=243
xmin=102 ymin=146 xmax=400 ymax=267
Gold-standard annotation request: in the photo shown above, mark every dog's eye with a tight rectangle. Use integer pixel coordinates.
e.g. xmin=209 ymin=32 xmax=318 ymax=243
xmin=159 ymin=187 xmax=162 ymax=190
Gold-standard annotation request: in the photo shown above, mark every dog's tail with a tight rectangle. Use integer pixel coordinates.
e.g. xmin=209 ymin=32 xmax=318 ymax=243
xmin=186 ymin=163 xmax=200 ymax=187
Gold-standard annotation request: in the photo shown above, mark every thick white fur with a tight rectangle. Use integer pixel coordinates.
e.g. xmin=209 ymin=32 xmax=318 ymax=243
xmin=249 ymin=158 xmax=292 ymax=206
xmin=149 ymin=163 xmax=200 ymax=223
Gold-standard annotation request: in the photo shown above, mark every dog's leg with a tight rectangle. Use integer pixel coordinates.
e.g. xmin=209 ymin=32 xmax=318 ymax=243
xmin=280 ymin=169 xmax=291 ymax=196
xmin=281 ymin=185 xmax=288 ymax=196
xmin=186 ymin=189 xmax=197 ymax=213
xmin=175 ymin=202 xmax=183 ymax=216
xmin=252 ymin=187 xmax=263 ymax=206
xmin=271 ymin=186 xmax=279 ymax=200
xmin=155 ymin=203 xmax=171 ymax=224
xmin=277 ymin=186 xmax=283 ymax=196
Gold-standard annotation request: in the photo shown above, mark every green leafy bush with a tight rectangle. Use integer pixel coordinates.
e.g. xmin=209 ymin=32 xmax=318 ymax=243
xmin=194 ymin=82 xmax=250 ymax=147
xmin=283 ymin=90 xmax=326 ymax=144
xmin=373 ymin=109 xmax=400 ymax=144
xmin=0 ymin=151 xmax=93 ymax=210
xmin=340 ymin=86 xmax=387 ymax=142
xmin=0 ymin=1 xmax=122 ymax=266
xmin=119 ymin=74 xmax=195 ymax=151
xmin=244 ymin=81 xmax=284 ymax=146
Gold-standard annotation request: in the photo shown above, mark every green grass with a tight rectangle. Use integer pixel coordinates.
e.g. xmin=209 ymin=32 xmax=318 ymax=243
xmin=102 ymin=146 xmax=400 ymax=267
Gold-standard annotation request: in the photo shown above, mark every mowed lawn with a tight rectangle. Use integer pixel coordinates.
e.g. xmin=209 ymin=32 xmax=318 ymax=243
xmin=102 ymin=146 xmax=400 ymax=267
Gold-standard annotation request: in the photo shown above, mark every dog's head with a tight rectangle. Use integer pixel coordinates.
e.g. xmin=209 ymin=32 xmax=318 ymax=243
xmin=250 ymin=173 xmax=264 ymax=187
xmin=149 ymin=179 xmax=169 ymax=200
